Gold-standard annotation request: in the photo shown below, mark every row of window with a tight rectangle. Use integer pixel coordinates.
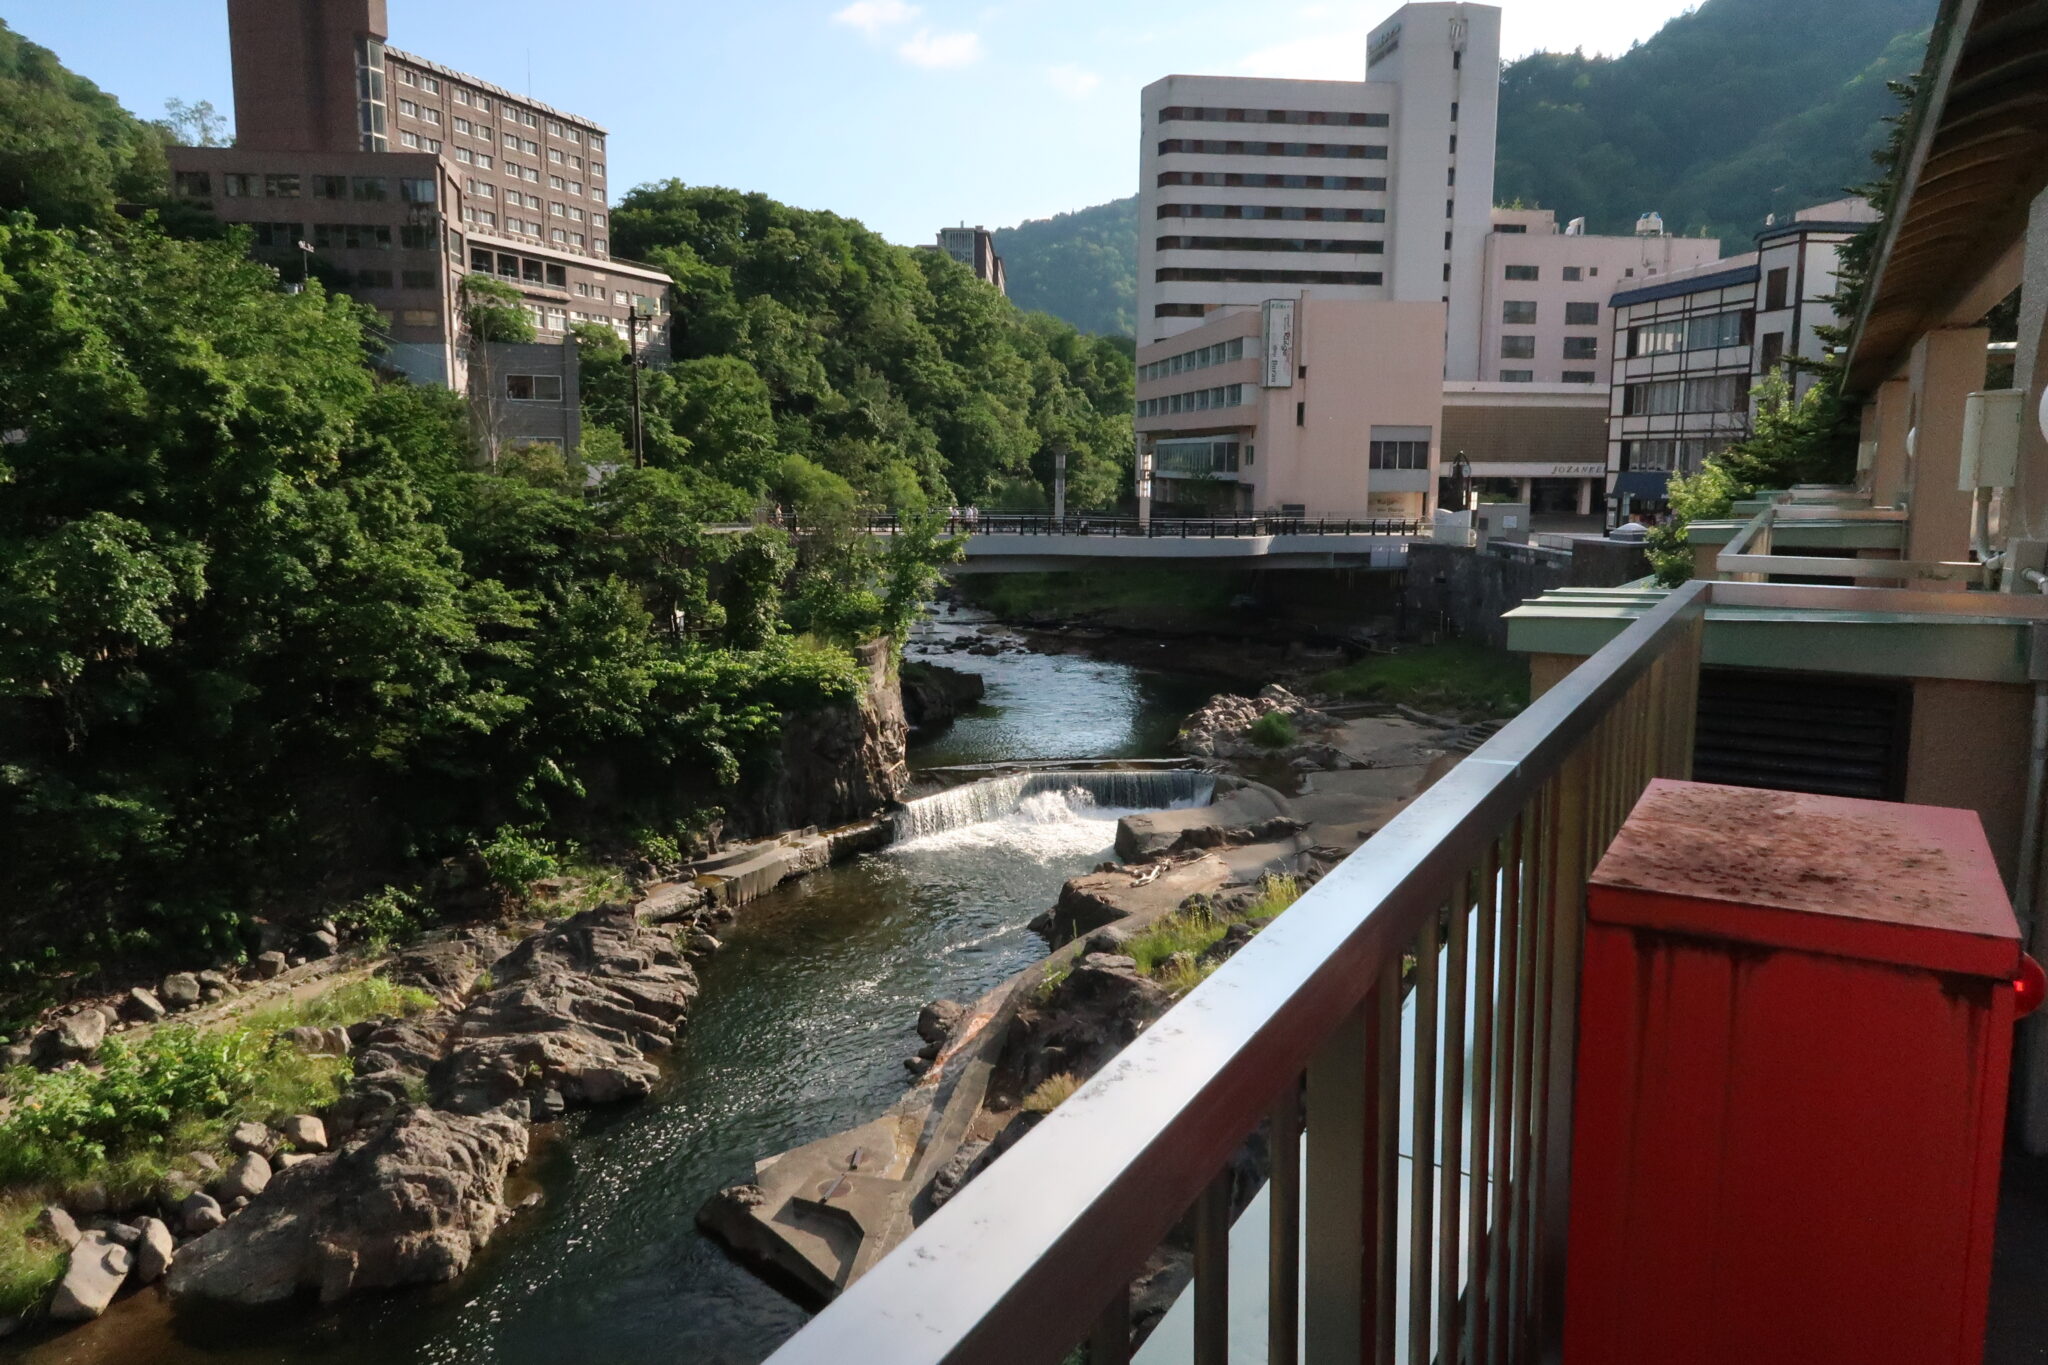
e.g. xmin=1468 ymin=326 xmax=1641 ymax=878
xmin=464 ymin=180 xmax=601 ymax=224
xmin=1502 ymin=264 xmax=1603 ymax=282
xmin=1502 ymin=335 xmax=1599 ymax=360
xmin=241 ymin=220 xmax=438 ymax=254
xmin=1622 ymin=437 xmax=1731 ymax=473
xmin=186 ymin=172 xmax=438 ymax=204
xmin=1157 ymin=267 xmax=1383 ymax=286
xmin=504 ymin=373 xmax=565 ymax=401
xmin=1138 ymin=336 xmax=1246 ymax=382
xmin=391 ymin=102 xmax=606 ymax=188
xmin=1158 ymin=106 xmax=1389 ymax=128
xmin=1627 ymin=309 xmax=1753 ymax=358
xmin=1136 ymin=383 xmax=1247 ymax=419
xmin=1157 ymin=236 xmax=1385 ymax=255
xmin=1157 ymin=204 xmax=1385 ymax=224
xmin=1153 ymin=437 xmax=1243 ymax=475
xmin=1159 ymin=172 xmax=1387 ymax=192
xmin=396 ymin=68 xmax=605 ymax=150
xmin=1159 ymin=139 xmax=1389 ymax=161
xmin=1501 ymin=300 xmax=1600 ymax=326
xmin=1367 ymin=439 xmax=1429 ymax=470
xmin=1497 ymin=370 xmax=1599 ymax=384
xmin=1621 ymin=373 xmax=1749 ymax=416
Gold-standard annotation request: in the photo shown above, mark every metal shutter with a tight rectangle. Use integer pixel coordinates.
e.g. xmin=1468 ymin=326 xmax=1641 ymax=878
xmin=1692 ymin=667 xmax=1911 ymax=802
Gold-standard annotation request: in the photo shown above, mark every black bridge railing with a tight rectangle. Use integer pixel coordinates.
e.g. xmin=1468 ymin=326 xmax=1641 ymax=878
xmin=864 ymin=514 xmax=1427 ymax=539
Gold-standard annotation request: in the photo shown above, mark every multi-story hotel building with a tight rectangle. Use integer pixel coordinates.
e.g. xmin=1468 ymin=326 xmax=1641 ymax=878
xmin=1137 ymin=3 xmax=1501 ymax=379
xmin=932 ymin=225 xmax=1007 ymax=295
xmin=1605 ymin=197 xmax=1876 ymax=517
xmin=166 ymin=0 xmax=670 ymax=401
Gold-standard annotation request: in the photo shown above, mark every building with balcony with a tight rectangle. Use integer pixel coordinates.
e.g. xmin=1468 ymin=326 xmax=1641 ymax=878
xmin=1604 ymin=197 xmax=1876 ymax=519
xmin=165 ymin=0 xmax=670 ymax=417
xmin=1137 ymin=3 xmax=1501 ymax=384
xmin=1134 ymin=297 xmax=1443 ymax=519
xmin=931 ymin=225 xmax=1006 ymax=295
xmin=758 ymin=1 xmax=2048 ymax=1358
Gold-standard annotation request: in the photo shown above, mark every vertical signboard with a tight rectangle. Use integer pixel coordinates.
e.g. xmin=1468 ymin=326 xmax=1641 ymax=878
xmin=1262 ymin=299 xmax=1296 ymax=388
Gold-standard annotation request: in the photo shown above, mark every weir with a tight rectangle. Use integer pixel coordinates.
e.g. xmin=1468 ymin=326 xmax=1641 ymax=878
xmin=891 ymin=769 xmax=1217 ymax=843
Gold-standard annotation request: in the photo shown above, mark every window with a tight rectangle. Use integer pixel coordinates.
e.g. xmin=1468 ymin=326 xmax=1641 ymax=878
xmin=351 ymin=269 xmax=393 ymax=288
xmin=1765 ymin=266 xmax=1790 ymax=311
xmin=455 ymin=117 xmax=472 ymax=134
xmin=549 ymin=148 xmax=564 ymax=163
xmin=264 ymin=173 xmax=301 ymax=198
xmin=1761 ymin=331 xmax=1786 ymax=369
xmin=1562 ymin=336 xmax=1598 ymax=360
xmin=525 ymin=193 xmax=542 ymax=209
xmin=1562 ymin=266 xmax=1582 ymax=282
xmin=1500 ymin=335 xmax=1535 ymax=359
xmin=352 ymin=176 xmax=390 ymax=201
xmin=1504 ymin=264 xmax=1538 ymax=281
xmin=398 ymin=69 xmax=416 ymax=87
xmin=1562 ymin=370 xmax=1597 ymax=384
xmin=570 ymin=232 xmax=584 ymax=246
xmin=173 ymin=170 xmax=211 ymax=197
xmin=1629 ymin=319 xmax=1684 ymax=357
xmin=1155 ymin=235 xmax=1382 ymax=254
xmin=1494 ymin=223 xmax=1526 ymax=234
xmin=1155 ymin=268 xmax=1381 ymax=286
xmin=421 ymin=76 xmax=440 ymax=94
xmin=477 ymin=211 xmax=496 ymax=227
xmin=569 ymin=182 xmax=583 ymax=195
xmin=590 ymin=135 xmax=603 ymax=150
xmin=593 ymin=238 xmax=607 ymax=254
xmin=477 ymin=97 xmax=492 ymax=113
xmin=1499 ymin=369 xmax=1533 ymax=383
xmin=521 ymin=111 xmax=538 ymax=128
xmin=399 ymin=225 xmax=434 ymax=249
xmin=1686 ymin=374 xmax=1745 ymax=412
xmin=1368 ymin=440 xmax=1429 ymax=469
xmin=546 ymin=264 xmax=566 ymax=286
xmin=547 ymin=119 xmax=564 ymax=137
xmin=423 ymin=108 xmax=441 ymax=125
xmin=456 ymin=147 xmax=473 ymax=164
xmin=475 ymin=153 xmax=492 ymax=170
xmin=400 ymin=177 xmax=436 ymax=204
xmin=1502 ymin=300 xmax=1536 ymax=325
xmin=552 ymin=228 xmax=568 ymax=242
xmin=551 ymin=175 xmax=566 ymax=190
xmin=591 ymin=161 xmax=605 ymax=177
xmin=312 ymin=224 xmax=393 ymax=250
xmin=401 ymin=269 xmax=436 ymax=288
xmin=454 ymin=88 xmax=470 ymax=106
xmin=524 ymin=167 xmax=540 ymax=183
xmin=504 ymin=133 xmax=519 ymax=148
xmin=247 ymin=221 xmax=302 ymax=248
xmin=1686 ymin=309 xmax=1751 ymax=351
xmin=398 ymin=99 xmax=418 ymax=117
xmin=1624 ymin=379 xmax=1683 ymax=415
xmin=550 ymin=201 xmax=566 ymax=217
xmin=568 ymin=207 xmax=584 ymax=223
xmin=570 ymin=155 xmax=583 ymax=170
xmin=399 ymin=308 xmax=438 ymax=327
xmin=1564 ymin=301 xmax=1599 ymax=326
xmin=505 ymin=374 xmax=564 ymax=402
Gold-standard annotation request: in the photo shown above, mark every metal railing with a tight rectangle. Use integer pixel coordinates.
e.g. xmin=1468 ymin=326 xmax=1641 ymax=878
xmin=865 ymin=514 xmax=1428 ymax=539
xmin=765 ymin=580 xmax=1708 ymax=1365
xmin=1712 ymin=494 xmax=1984 ymax=585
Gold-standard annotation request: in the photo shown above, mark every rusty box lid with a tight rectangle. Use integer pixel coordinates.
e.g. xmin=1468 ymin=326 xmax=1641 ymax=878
xmin=1588 ymin=778 xmax=2021 ymax=979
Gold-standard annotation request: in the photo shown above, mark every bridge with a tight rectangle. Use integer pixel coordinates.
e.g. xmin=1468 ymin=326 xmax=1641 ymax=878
xmin=865 ymin=514 xmax=1424 ymax=573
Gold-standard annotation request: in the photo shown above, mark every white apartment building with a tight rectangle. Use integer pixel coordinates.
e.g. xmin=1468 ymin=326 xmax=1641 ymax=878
xmin=1606 ymin=198 xmax=1876 ymax=518
xmin=1137 ymin=3 xmax=1501 ymax=379
xmin=1480 ymin=208 xmax=1722 ymax=388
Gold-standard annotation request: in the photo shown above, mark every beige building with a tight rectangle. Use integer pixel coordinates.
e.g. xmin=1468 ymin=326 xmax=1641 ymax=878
xmin=933 ymin=225 xmax=1006 ymax=295
xmin=166 ymin=0 xmax=670 ymax=401
xmin=1134 ymin=297 xmax=1444 ymax=519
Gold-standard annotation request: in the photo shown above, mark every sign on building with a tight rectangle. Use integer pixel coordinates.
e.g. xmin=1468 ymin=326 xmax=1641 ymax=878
xmin=1262 ymin=299 xmax=1296 ymax=388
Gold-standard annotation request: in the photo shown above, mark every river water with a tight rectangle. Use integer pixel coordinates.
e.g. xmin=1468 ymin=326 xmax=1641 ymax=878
xmin=10 ymin=610 xmax=1215 ymax=1365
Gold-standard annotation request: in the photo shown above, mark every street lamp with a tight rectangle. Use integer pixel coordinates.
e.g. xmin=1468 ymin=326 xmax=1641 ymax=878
xmin=295 ymin=239 xmax=314 ymax=292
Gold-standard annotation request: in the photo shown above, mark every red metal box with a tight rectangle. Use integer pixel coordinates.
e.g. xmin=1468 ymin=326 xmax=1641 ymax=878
xmin=1564 ymin=779 xmax=2020 ymax=1365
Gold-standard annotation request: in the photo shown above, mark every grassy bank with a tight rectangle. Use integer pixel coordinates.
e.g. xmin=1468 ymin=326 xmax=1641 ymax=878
xmin=958 ymin=569 xmax=1242 ymax=622
xmin=1313 ymin=642 xmax=1529 ymax=718
xmin=0 ymin=977 xmax=434 ymax=1318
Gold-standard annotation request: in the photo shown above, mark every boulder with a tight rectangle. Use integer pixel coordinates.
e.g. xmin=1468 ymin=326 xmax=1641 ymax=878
xmin=303 ymin=929 xmax=340 ymax=959
xmin=216 ymin=1152 xmax=272 ymax=1202
xmin=229 ymin=1121 xmax=278 ymax=1157
xmin=685 ymin=930 xmax=721 ymax=955
xmin=427 ymin=904 xmax=697 ymax=1116
xmin=0 ymin=1039 xmax=30 ymax=1069
xmin=179 ymin=1192 xmax=227 ymax=1236
xmin=102 ymin=1221 xmax=141 ymax=1247
xmin=287 ymin=1025 xmax=352 ymax=1057
xmin=1009 ymin=954 xmax=1173 ymax=1094
xmin=35 ymin=1011 xmax=106 ymax=1066
xmin=38 ymin=1204 xmax=81 ymax=1250
xmin=48 ymin=1232 xmax=133 ymax=1322
xmin=121 ymin=987 xmax=168 ymax=1024
xmin=253 ymin=951 xmax=288 ymax=980
xmin=167 ymin=1107 xmax=528 ymax=1307
xmin=277 ymin=1153 xmax=314 ymax=1169
xmin=927 ymin=1139 xmax=992 ymax=1209
xmin=280 ymin=1114 xmax=328 ymax=1153
xmin=160 ymin=973 xmax=202 ymax=1009
xmin=133 ymin=1218 xmax=175 ymax=1283
xmin=67 ymin=1182 xmax=109 ymax=1216
xmin=916 ymin=999 xmax=965 ymax=1047
xmin=196 ymin=970 xmax=231 ymax=999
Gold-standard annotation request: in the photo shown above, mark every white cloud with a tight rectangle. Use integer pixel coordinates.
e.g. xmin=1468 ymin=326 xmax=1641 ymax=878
xmin=833 ymin=0 xmax=918 ymax=36
xmin=1235 ymin=27 xmax=1369 ymax=80
xmin=898 ymin=29 xmax=983 ymax=68
xmin=1047 ymin=64 xmax=1101 ymax=99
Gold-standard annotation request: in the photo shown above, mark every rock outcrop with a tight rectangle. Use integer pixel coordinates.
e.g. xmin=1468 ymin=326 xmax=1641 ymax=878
xmin=49 ymin=1232 xmax=132 ymax=1322
xmin=1175 ymin=684 xmax=1342 ymax=760
xmin=734 ymin=637 xmax=907 ymax=837
xmin=899 ymin=660 xmax=986 ymax=735
xmin=167 ymin=1107 xmax=528 ymax=1307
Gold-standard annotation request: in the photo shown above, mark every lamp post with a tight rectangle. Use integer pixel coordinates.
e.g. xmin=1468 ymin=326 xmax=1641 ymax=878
xmin=295 ymin=238 xmax=314 ymax=292
xmin=624 ymin=307 xmax=651 ymax=469
xmin=1452 ymin=449 xmax=1472 ymax=512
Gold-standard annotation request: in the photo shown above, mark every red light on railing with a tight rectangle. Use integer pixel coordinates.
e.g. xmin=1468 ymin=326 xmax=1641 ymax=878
xmin=2016 ymin=955 xmax=2046 ymax=1018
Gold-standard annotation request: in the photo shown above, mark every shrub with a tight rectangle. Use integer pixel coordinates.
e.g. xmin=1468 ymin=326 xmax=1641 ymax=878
xmin=1246 ymin=710 xmax=1297 ymax=749
xmin=1245 ymin=874 xmax=1302 ymax=922
xmin=1125 ymin=912 xmax=1230 ymax=978
xmin=1023 ymin=1072 xmax=1081 ymax=1114
xmin=336 ymin=885 xmax=426 ymax=950
xmin=0 ymin=1193 xmax=65 ymax=1318
xmin=476 ymin=825 xmax=562 ymax=891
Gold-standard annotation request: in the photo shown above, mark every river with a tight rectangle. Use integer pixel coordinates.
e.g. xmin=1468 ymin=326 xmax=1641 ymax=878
xmin=9 ymin=609 xmax=1216 ymax=1365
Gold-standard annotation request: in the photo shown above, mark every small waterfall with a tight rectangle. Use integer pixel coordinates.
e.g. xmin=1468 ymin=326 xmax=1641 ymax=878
xmin=892 ymin=769 xmax=1216 ymax=843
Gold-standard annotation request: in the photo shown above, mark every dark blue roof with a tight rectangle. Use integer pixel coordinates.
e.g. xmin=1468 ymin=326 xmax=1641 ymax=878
xmin=1609 ymin=263 xmax=1760 ymax=309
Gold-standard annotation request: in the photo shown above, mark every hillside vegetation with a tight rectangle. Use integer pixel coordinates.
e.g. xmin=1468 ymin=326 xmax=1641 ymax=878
xmin=993 ymin=0 xmax=1934 ymax=335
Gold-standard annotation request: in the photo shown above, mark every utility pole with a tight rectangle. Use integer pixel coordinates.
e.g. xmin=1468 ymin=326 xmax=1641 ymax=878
xmin=295 ymin=238 xmax=313 ymax=293
xmin=626 ymin=308 xmax=647 ymax=468
xmin=1053 ymin=444 xmax=1068 ymax=523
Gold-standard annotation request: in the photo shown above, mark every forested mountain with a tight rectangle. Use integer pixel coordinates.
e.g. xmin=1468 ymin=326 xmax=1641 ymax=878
xmin=992 ymin=0 xmax=1934 ymax=336
xmin=0 ymin=21 xmax=170 ymax=225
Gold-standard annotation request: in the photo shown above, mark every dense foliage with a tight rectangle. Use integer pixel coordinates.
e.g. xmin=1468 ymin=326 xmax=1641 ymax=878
xmin=991 ymin=0 xmax=1934 ymax=336
xmin=0 ymin=23 xmax=169 ymax=228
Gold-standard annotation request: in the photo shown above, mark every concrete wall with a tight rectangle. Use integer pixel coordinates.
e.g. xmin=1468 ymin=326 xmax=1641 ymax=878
xmin=1402 ymin=541 xmax=1571 ymax=647
xmin=1904 ymin=678 xmax=2032 ymax=882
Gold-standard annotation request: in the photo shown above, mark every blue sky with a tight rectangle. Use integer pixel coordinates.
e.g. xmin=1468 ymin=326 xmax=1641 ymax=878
xmin=3 ymin=0 xmax=1694 ymax=244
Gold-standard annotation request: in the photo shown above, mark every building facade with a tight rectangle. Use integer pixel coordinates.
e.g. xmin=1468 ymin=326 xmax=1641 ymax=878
xmin=1479 ymin=208 xmax=1721 ymax=388
xmin=934 ymin=225 xmax=1006 ymax=294
xmin=1604 ymin=198 xmax=1874 ymax=518
xmin=166 ymin=0 xmax=670 ymax=420
xmin=1134 ymin=297 xmax=1444 ymax=520
xmin=1136 ymin=3 xmax=1501 ymax=380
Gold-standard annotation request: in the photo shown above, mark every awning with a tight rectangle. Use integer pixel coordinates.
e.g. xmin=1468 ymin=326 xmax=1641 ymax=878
xmin=1613 ymin=471 xmax=1671 ymax=500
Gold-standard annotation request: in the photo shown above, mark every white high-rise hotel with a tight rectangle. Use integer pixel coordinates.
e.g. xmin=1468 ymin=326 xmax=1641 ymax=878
xmin=1137 ymin=3 xmax=1501 ymax=376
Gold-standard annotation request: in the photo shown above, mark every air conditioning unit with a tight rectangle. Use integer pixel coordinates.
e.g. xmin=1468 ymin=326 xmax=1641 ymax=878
xmin=1958 ymin=389 xmax=2022 ymax=490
